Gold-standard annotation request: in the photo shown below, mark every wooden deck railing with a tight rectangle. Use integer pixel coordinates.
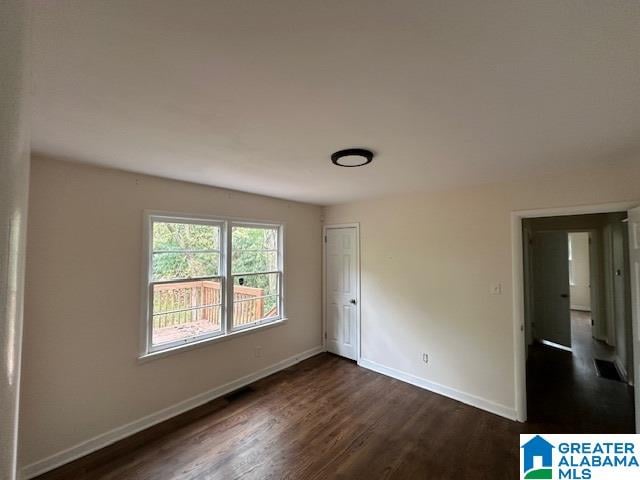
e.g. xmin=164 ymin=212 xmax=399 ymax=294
xmin=153 ymin=280 xmax=269 ymax=329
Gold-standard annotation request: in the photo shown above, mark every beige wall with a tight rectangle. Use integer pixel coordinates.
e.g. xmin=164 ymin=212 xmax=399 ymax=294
xmin=324 ymin=159 xmax=640 ymax=416
xmin=20 ymin=157 xmax=323 ymax=470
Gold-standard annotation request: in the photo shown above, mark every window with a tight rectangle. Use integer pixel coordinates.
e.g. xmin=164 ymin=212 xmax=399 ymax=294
xmin=143 ymin=213 xmax=284 ymax=356
xmin=232 ymin=225 xmax=281 ymax=329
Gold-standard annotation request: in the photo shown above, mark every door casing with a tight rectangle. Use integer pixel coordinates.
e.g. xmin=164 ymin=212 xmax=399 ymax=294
xmin=322 ymin=223 xmax=361 ymax=362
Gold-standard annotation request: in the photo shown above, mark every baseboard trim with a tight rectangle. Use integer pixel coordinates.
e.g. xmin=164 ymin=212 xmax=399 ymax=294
xmin=357 ymin=358 xmax=517 ymax=421
xmin=615 ymin=357 xmax=629 ymax=383
xmin=21 ymin=345 xmax=324 ymax=480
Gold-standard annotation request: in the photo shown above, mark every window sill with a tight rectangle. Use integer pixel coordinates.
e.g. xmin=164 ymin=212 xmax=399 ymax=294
xmin=138 ymin=317 xmax=288 ymax=364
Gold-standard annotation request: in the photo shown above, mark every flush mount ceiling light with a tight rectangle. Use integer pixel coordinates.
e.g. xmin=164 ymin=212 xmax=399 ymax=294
xmin=330 ymin=148 xmax=374 ymax=167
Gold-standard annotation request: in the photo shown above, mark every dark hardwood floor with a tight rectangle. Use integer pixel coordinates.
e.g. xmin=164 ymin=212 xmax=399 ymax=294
xmin=526 ymin=310 xmax=635 ymax=434
xmin=36 ymin=324 xmax=635 ymax=480
xmin=35 ymin=353 xmax=522 ymax=480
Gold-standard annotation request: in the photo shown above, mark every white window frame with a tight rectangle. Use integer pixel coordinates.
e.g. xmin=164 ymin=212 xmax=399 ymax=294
xmin=140 ymin=211 xmax=285 ymax=359
xmin=230 ymin=222 xmax=284 ymax=332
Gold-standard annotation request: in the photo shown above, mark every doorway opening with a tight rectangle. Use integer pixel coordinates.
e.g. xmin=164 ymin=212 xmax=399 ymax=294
xmin=522 ymin=212 xmax=635 ymax=432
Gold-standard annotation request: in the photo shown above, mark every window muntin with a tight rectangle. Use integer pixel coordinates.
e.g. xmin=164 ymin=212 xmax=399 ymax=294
xmin=144 ymin=215 xmax=283 ymax=355
xmin=231 ymin=225 xmax=282 ymax=330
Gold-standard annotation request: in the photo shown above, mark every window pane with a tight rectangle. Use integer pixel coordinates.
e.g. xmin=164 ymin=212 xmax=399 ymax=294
xmin=153 ymin=279 xmax=222 ymax=314
xmin=153 ymin=221 xmax=220 ymax=251
xmin=233 ymin=296 xmax=280 ymax=328
xmin=152 ymin=252 xmax=220 ymax=281
xmin=232 ymin=225 xmax=278 ymax=275
xmin=232 ymin=273 xmax=279 ymax=328
xmin=232 ymin=250 xmax=277 ymax=274
xmin=233 ymin=273 xmax=279 ymax=297
xmin=152 ymin=279 xmax=223 ymax=346
xmin=232 ymin=226 xmax=277 ymax=250
xmin=152 ymin=305 xmax=222 ymax=346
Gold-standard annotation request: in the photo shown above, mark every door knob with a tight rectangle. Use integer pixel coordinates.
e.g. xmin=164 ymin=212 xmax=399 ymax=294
xmin=350 ymin=299 xmax=357 ymax=305
xmin=560 ymin=294 xmax=569 ymax=298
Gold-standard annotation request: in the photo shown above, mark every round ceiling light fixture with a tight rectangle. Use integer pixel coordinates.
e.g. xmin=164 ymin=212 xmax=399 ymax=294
xmin=330 ymin=148 xmax=374 ymax=167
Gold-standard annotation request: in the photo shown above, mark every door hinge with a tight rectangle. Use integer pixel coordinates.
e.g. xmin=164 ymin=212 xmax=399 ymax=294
xmin=324 ymin=331 xmax=327 ymax=339
xmin=324 ymin=235 xmax=327 ymax=243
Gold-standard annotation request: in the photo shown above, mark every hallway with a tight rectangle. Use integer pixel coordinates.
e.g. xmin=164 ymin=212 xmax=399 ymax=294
xmin=526 ymin=310 xmax=635 ymax=433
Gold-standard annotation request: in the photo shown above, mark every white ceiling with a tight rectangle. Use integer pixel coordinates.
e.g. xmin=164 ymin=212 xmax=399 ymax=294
xmin=32 ymin=0 xmax=640 ymax=205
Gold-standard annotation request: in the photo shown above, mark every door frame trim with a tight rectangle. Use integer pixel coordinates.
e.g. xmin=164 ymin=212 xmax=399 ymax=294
xmin=322 ymin=223 xmax=361 ymax=361
xmin=512 ymin=201 xmax=638 ymax=423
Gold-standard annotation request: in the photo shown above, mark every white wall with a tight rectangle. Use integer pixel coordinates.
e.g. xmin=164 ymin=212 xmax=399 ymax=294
xmin=569 ymin=232 xmax=591 ymax=311
xmin=0 ymin=2 xmax=30 ymax=480
xmin=20 ymin=157 xmax=323 ymax=474
xmin=324 ymin=159 xmax=640 ymax=418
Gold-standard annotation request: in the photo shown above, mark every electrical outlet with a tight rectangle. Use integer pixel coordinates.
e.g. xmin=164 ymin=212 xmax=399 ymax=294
xmin=254 ymin=346 xmax=262 ymax=358
xmin=422 ymin=353 xmax=429 ymax=364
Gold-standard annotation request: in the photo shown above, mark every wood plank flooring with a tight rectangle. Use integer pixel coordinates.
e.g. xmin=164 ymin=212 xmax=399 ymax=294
xmin=525 ymin=310 xmax=635 ymax=434
xmin=34 ymin=353 xmax=522 ymax=480
xmin=36 ymin=331 xmax=635 ymax=480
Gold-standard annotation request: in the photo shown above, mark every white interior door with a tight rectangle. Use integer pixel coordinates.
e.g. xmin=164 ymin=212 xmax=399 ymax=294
xmin=532 ymin=231 xmax=572 ymax=348
xmin=325 ymin=227 xmax=358 ymax=360
xmin=627 ymin=206 xmax=640 ymax=432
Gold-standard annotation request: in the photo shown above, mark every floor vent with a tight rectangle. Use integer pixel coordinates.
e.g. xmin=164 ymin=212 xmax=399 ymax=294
xmin=594 ymin=359 xmax=624 ymax=382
